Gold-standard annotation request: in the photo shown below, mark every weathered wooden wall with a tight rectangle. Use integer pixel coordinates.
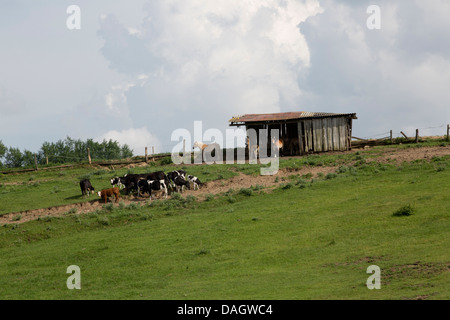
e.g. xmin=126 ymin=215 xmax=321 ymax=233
xmin=299 ymin=117 xmax=351 ymax=154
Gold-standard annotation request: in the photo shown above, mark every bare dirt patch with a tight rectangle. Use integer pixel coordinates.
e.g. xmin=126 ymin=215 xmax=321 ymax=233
xmin=368 ymin=145 xmax=450 ymax=164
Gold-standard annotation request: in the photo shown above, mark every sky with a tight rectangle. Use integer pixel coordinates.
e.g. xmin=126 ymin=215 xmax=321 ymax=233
xmin=1 ymin=0 xmax=449 ymax=155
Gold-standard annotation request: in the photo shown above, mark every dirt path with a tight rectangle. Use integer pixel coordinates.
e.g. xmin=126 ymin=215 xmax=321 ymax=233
xmin=1 ymin=144 xmax=449 ymax=225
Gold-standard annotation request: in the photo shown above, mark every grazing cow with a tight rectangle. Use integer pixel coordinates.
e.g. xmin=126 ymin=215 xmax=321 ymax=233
xmin=167 ymin=170 xmax=186 ymax=190
xmin=97 ymin=187 xmax=120 ymax=203
xmin=110 ymin=176 xmax=126 ymax=190
xmin=187 ymin=175 xmax=203 ymax=190
xmin=80 ymin=179 xmax=95 ymax=198
xmin=124 ymin=171 xmax=167 ymax=197
xmin=167 ymin=170 xmax=186 ymax=181
xmin=144 ymin=179 xmax=168 ymax=199
xmin=120 ymin=173 xmax=146 ymax=195
xmin=173 ymin=175 xmax=190 ymax=193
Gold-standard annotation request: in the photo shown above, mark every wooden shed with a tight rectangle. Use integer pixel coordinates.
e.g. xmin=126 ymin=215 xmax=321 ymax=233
xmin=229 ymin=111 xmax=357 ymax=156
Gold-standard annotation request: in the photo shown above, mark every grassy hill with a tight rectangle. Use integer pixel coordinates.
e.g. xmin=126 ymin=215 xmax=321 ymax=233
xmin=0 ymin=143 xmax=449 ymax=299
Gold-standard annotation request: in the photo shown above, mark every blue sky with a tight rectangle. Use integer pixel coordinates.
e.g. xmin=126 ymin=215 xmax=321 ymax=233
xmin=1 ymin=0 xmax=449 ymax=155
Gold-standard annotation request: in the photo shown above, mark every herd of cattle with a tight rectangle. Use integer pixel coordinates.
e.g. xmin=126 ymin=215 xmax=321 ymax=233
xmin=79 ymin=170 xmax=204 ymax=203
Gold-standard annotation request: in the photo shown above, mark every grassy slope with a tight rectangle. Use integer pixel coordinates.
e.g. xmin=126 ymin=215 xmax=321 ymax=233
xmin=0 ymin=163 xmax=239 ymax=215
xmin=0 ymin=152 xmax=449 ymax=300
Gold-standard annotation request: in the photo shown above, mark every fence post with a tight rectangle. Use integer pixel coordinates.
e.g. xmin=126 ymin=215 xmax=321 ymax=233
xmin=390 ymin=130 xmax=393 ymax=141
xmin=34 ymin=154 xmax=38 ymax=171
xmin=447 ymin=124 xmax=449 ymax=141
xmin=415 ymin=129 xmax=419 ymax=143
xmin=87 ymin=148 xmax=92 ymax=165
xmin=152 ymin=146 xmax=155 ymax=155
xmin=145 ymin=147 xmax=148 ymax=162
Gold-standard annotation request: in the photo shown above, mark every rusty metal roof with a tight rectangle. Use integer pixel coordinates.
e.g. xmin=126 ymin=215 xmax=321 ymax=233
xmin=229 ymin=111 xmax=357 ymax=124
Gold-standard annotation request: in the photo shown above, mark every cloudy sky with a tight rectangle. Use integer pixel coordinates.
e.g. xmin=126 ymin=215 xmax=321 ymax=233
xmin=1 ymin=0 xmax=449 ymax=155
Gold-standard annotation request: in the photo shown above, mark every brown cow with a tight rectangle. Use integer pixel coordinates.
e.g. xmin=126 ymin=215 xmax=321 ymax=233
xmin=97 ymin=187 xmax=120 ymax=203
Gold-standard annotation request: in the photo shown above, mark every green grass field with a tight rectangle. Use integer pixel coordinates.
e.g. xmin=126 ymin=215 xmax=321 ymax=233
xmin=0 ymin=144 xmax=449 ymax=299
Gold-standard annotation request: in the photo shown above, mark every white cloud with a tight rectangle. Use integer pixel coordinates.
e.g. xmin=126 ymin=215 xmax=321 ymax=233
xmin=97 ymin=0 xmax=324 ymax=149
xmin=299 ymin=0 xmax=450 ymax=137
xmin=97 ymin=127 xmax=161 ymax=156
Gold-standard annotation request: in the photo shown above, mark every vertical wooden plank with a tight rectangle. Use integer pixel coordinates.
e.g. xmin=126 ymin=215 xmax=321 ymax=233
xmin=330 ymin=118 xmax=335 ymax=151
xmin=308 ymin=120 xmax=313 ymax=152
xmin=322 ymin=118 xmax=327 ymax=152
xmin=305 ymin=120 xmax=310 ymax=152
xmin=335 ymin=118 xmax=341 ymax=150
xmin=313 ymin=119 xmax=320 ymax=152
xmin=327 ymin=118 xmax=332 ymax=151
xmin=348 ymin=118 xmax=353 ymax=150
xmin=339 ymin=118 xmax=346 ymax=151
xmin=298 ymin=121 xmax=304 ymax=155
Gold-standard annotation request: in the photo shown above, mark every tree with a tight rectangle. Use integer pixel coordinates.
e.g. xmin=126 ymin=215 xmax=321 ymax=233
xmin=0 ymin=140 xmax=6 ymax=167
xmin=22 ymin=150 xmax=36 ymax=168
xmin=0 ymin=140 xmax=6 ymax=158
xmin=121 ymin=144 xmax=133 ymax=158
xmin=4 ymin=147 xmax=23 ymax=168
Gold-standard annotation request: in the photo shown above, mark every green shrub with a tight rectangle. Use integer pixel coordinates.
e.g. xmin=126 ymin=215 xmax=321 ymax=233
xmin=97 ymin=216 xmax=110 ymax=226
xmin=281 ymin=183 xmax=293 ymax=190
xmin=171 ymin=192 xmax=182 ymax=201
xmin=227 ymin=196 xmax=236 ymax=203
xmin=393 ymin=204 xmax=416 ymax=217
xmin=126 ymin=203 xmax=139 ymax=210
xmin=239 ymin=188 xmax=253 ymax=196
xmin=302 ymin=173 xmax=313 ymax=179
xmin=185 ymin=195 xmax=196 ymax=204
xmin=160 ymin=157 xmax=173 ymax=165
xmin=336 ymin=166 xmax=349 ymax=174
xmin=65 ymin=208 xmax=78 ymax=215
xmin=325 ymin=173 xmax=338 ymax=180
xmin=103 ymin=203 xmax=115 ymax=212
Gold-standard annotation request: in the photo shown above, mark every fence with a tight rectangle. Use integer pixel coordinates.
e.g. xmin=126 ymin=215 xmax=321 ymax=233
xmin=351 ymin=124 xmax=449 ymax=148
xmin=2 ymin=126 xmax=449 ymax=175
xmin=0 ymin=147 xmax=172 ymax=175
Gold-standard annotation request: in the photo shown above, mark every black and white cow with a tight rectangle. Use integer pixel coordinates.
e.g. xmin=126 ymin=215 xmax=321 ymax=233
xmin=167 ymin=170 xmax=186 ymax=182
xmin=140 ymin=179 xmax=168 ymax=199
xmin=187 ymin=175 xmax=203 ymax=190
xmin=167 ymin=170 xmax=187 ymax=191
xmin=110 ymin=176 xmax=126 ymax=190
xmin=80 ymin=179 xmax=95 ymax=198
xmin=173 ymin=175 xmax=190 ymax=193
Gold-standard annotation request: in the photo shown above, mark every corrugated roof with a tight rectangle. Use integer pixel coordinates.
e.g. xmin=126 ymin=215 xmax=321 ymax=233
xmin=229 ymin=111 xmax=357 ymax=124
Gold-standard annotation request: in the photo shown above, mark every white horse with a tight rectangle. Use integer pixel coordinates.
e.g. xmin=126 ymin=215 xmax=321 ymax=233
xmin=193 ymin=141 xmax=208 ymax=151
